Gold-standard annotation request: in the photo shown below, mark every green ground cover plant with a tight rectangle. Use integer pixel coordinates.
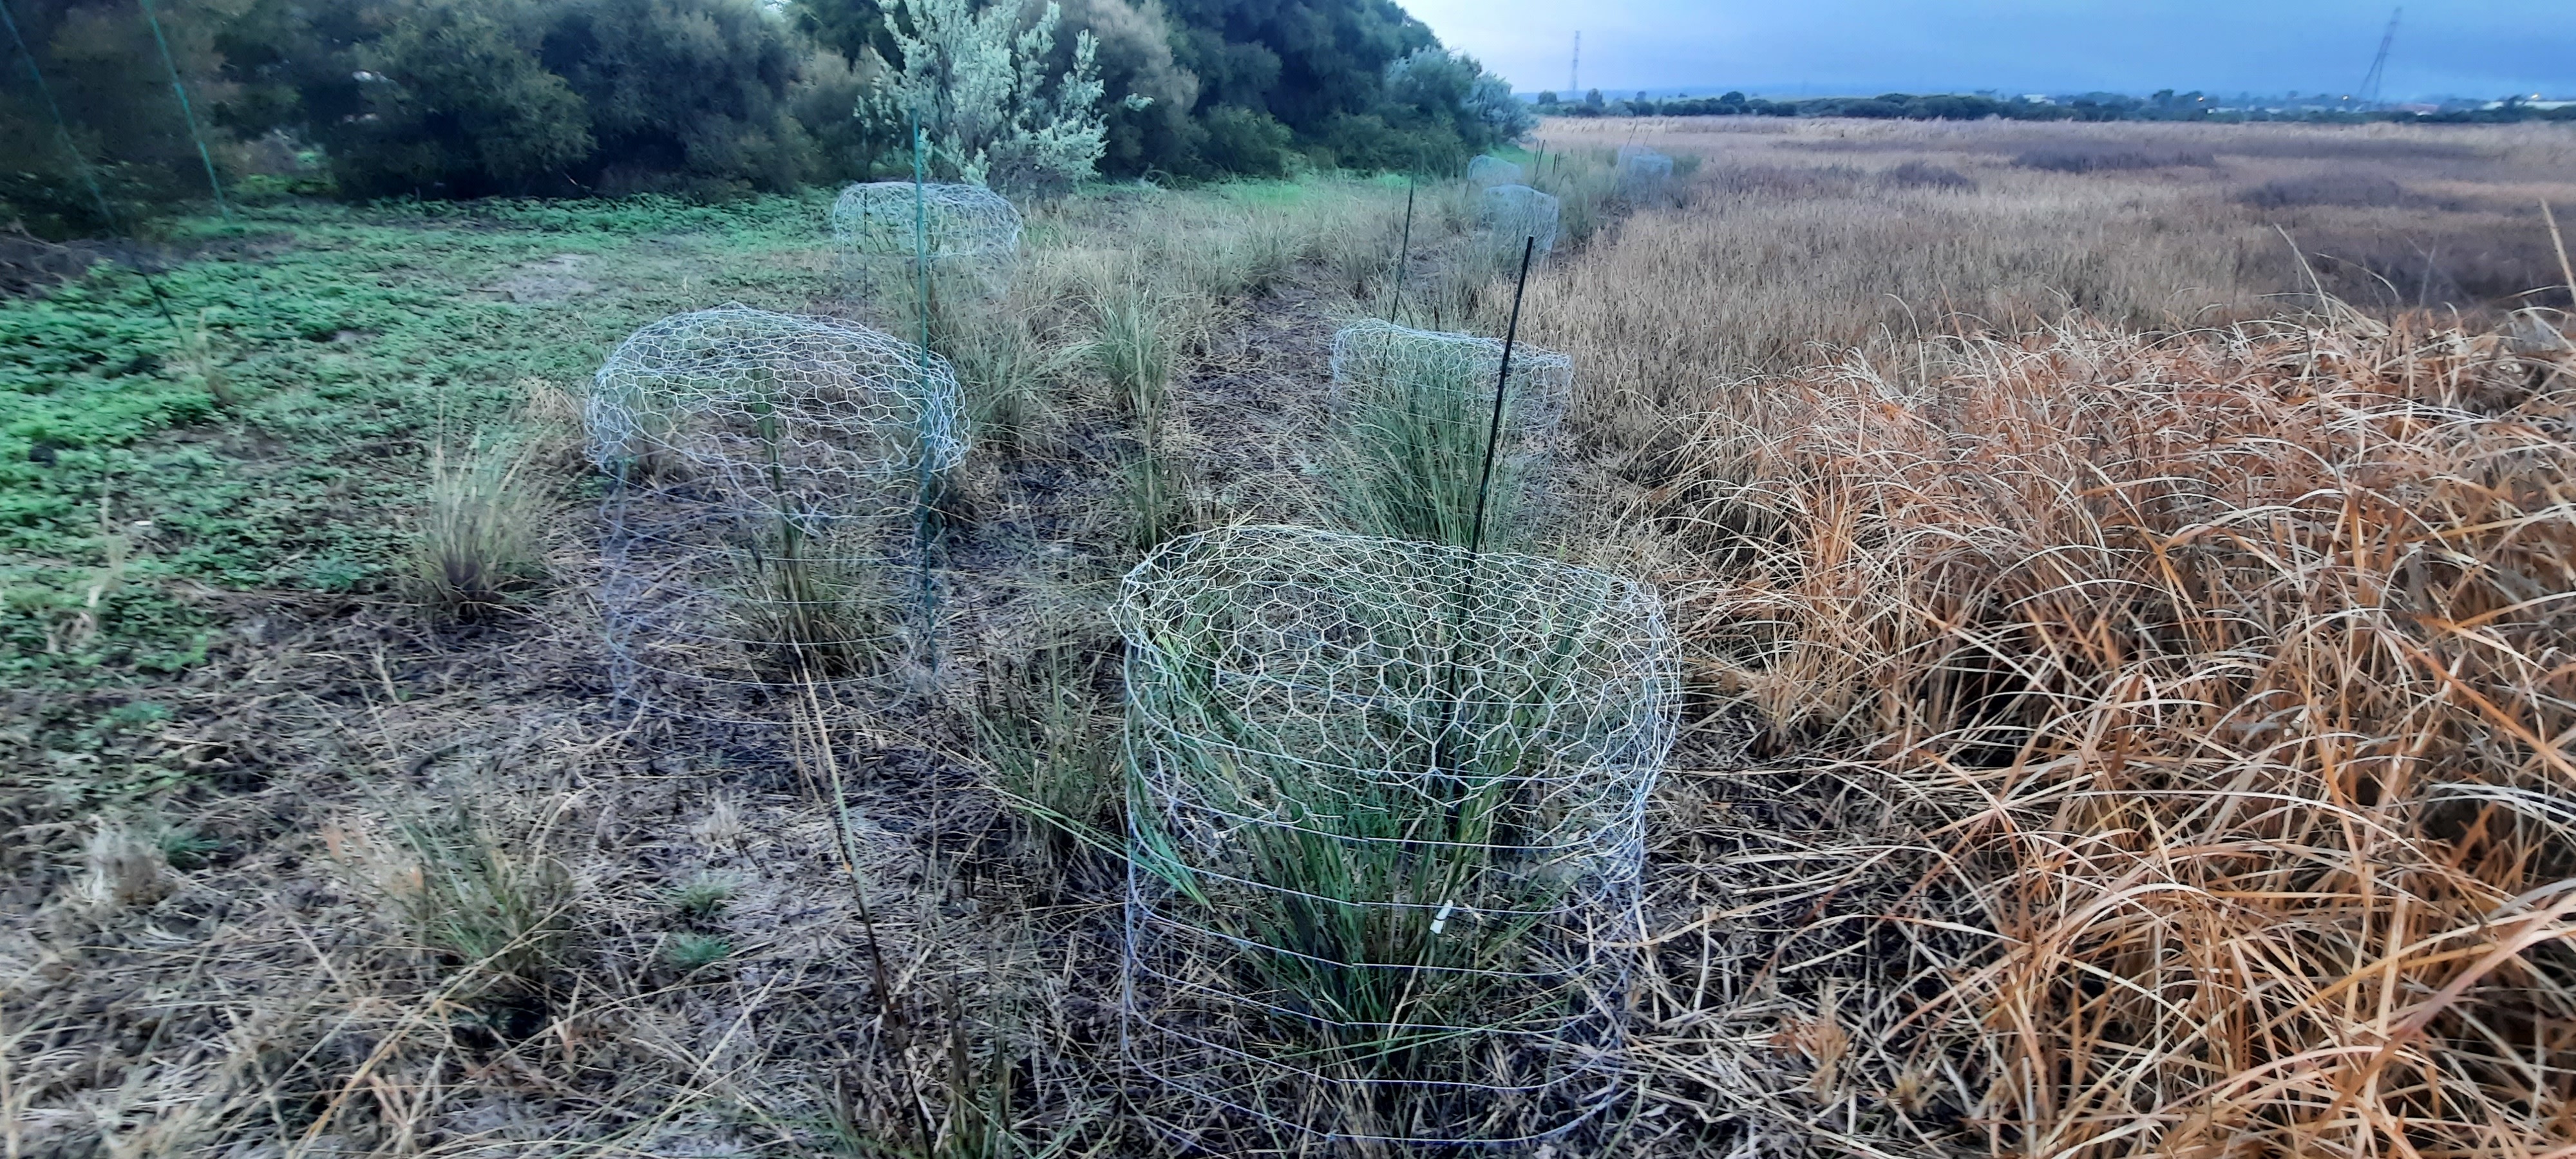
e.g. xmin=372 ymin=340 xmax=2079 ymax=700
xmin=2 ymin=193 xmax=833 ymax=676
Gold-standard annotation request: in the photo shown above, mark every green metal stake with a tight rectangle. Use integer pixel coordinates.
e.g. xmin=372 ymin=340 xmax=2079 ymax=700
xmin=908 ymin=111 xmax=938 ymax=670
xmin=1 ymin=0 xmax=181 ymax=332
xmin=135 ymin=0 xmax=229 ymax=224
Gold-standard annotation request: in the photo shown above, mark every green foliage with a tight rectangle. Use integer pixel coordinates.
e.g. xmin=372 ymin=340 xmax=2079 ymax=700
xmin=663 ymin=932 xmax=732 ymax=971
xmin=869 ymin=0 xmax=1115 ymax=197
xmin=538 ymin=0 xmax=815 ymax=195
xmin=668 ymin=874 xmax=735 ymax=917
xmin=0 ymin=193 xmax=831 ymax=680
xmin=0 ymin=0 xmax=240 ymax=234
xmin=336 ymin=0 xmax=596 ymax=198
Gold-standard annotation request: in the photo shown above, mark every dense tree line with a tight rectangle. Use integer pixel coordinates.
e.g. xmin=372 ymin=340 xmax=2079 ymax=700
xmin=1 ymin=0 xmax=1530 ymax=233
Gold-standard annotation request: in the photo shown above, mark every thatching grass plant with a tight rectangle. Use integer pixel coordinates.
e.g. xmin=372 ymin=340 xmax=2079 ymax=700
xmin=408 ymin=438 xmax=547 ymax=619
xmin=1124 ymin=529 xmax=1670 ymax=1121
xmin=974 ymin=646 xmax=1119 ymax=863
xmin=1326 ymin=333 xmax=1535 ymax=548
xmin=724 ymin=391 xmax=892 ymax=677
xmin=1633 ymin=312 xmax=2576 ymax=1155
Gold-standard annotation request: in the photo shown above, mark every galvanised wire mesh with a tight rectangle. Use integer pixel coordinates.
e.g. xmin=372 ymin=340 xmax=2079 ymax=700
xmin=1616 ymin=146 xmax=1674 ymax=193
xmin=1119 ymin=524 xmax=1680 ymax=1147
xmin=587 ymin=306 xmax=967 ymax=724
xmin=1326 ymin=319 xmax=1576 ymax=545
xmin=1477 ymin=184 xmax=1560 ymax=255
xmin=1466 ymin=154 xmax=1524 ymax=187
xmin=1329 ymin=319 xmax=1573 ymax=440
xmin=829 ymin=180 xmax=1022 ymax=299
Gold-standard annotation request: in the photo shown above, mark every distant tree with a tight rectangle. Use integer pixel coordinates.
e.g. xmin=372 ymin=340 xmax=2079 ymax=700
xmin=867 ymin=0 xmax=1120 ymax=196
xmin=334 ymin=0 xmax=594 ymax=198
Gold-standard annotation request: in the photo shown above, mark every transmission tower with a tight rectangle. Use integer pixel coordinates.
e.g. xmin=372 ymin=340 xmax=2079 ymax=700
xmin=2358 ymin=8 xmax=2399 ymax=104
xmin=1569 ymin=32 xmax=1580 ymax=96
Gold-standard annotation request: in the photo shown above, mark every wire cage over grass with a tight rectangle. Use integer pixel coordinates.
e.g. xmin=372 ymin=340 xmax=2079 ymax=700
xmin=1118 ymin=524 xmax=1680 ymax=1147
xmin=1325 ymin=319 xmax=1576 ymax=546
xmin=587 ymin=306 xmax=966 ymax=724
xmin=1466 ymin=154 xmax=1524 ymax=187
xmin=1616 ymin=146 xmax=1674 ymax=194
xmin=829 ymin=180 xmax=1022 ymax=299
xmin=1477 ymin=184 xmax=1561 ymax=256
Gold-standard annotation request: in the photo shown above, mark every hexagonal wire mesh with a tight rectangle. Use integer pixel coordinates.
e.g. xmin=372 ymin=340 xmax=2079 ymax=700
xmin=1466 ymin=154 xmax=1524 ymax=187
xmin=829 ymin=180 xmax=1023 ymax=299
xmin=1477 ymin=184 xmax=1560 ymax=255
xmin=1616 ymin=146 xmax=1674 ymax=194
xmin=1119 ymin=524 xmax=1681 ymax=1147
xmin=587 ymin=305 xmax=967 ymax=724
xmin=1326 ymin=319 xmax=1575 ymax=546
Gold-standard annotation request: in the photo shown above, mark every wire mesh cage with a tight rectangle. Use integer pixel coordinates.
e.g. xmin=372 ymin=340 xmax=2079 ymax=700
xmin=829 ymin=180 xmax=1023 ymax=299
xmin=587 ymin=306 xmax=967 ymax=723
xmin=1466 ymin=154 xmax=1524 ymax=187
xmin=1325 ymin=319 xmax=1576 ymax=546
xmin=1616 ymin=146 xmax=1674 ymax=193
xmin=1118 ymin=524 xmax=1680 ymax=1147
xmin=1477 ymin=184 xmax=1560 ymax=256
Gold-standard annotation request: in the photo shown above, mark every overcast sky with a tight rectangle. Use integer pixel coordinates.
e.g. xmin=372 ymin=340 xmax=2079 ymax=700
xmin=1401 ymin=1 xmax=2575 ymax=100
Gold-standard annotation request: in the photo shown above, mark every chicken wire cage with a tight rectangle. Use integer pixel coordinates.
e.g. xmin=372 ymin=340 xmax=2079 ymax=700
xmin=829 ymin=180 xmax=1023 ymax=300
xmin=1465 ymin=154 xmax=1524 ymax=187
xmin=1329 ymin=319 xmax=1574 ymax=442
xmin=1118 ymin=524 xmax=1680 ymax=1147
xmin=1477 ymin=184 xmax=1560 ymax=256
xmin=1616 ymin=146 xmax=1674 ymax=193
xmin=1326 ymin=319 xmax=1577 ymax=545
xmin=587 ymin=306 xmax=968 ymax=724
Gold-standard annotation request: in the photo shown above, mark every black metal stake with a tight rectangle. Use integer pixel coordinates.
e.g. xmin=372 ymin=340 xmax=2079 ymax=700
xmin=1390 ymin=177 xmax=1415 ymax=323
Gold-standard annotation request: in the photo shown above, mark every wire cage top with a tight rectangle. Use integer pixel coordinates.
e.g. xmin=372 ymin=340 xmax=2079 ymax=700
xmin=1117 ymin=523 xmax=1680 ymax=1145
xmin=585 ymin=305 xmax=967 ymax=516
xmin=829 ymin=180 xmax=1023 ymax=261
xmin=1466 ymin=154 xmax=1525 ymax=187
xmin=1616 ymin=145 xmax=1674 ymax=190
xmin=1477 ymin=184 xmax=1562 ymax=254
xmin=1327 ymin=318 xmax=1574 ymax=440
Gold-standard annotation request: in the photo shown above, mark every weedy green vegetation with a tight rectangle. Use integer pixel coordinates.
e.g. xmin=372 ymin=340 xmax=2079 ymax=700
xmin=2 ymin=193 xmax=837 ymax=677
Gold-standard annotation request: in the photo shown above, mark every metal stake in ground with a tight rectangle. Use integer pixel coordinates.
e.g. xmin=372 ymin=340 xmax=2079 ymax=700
xmin=1431 ymin=233 xmax=1540 ymax=786
xmin=907 ymin=112 xmax=939 ymax=671
xmin=1390 ymin=177 xmax=1416 ymax=325
xmin=1471 ymin=235 xmax=1540 ymax=556
xmin=135 ymin=0 xmax=229 ymax=224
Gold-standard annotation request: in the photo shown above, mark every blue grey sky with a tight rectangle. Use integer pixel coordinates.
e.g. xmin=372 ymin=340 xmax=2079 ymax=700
xmin=1403 ymin=1 xmax=2575 ymax=100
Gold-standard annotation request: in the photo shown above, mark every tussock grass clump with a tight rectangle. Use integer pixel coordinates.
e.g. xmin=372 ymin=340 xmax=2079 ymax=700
xmin=1119 ymin=525 xmax=1680 ymax=1144
xmin=973 ymin=645 xmax=1117 ymax=865
xmin=1323 ymin=319 xmax=1572 ymax=547
xmin=408 ymin=440 xmax=547 ymax=619
xmin=1636 ymin=311 xmax=2576 ymax=1156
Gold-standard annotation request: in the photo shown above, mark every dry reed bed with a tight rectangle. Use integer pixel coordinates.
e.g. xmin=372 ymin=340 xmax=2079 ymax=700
xmin=1625 ymin=314 xmax=2576 ymax=1155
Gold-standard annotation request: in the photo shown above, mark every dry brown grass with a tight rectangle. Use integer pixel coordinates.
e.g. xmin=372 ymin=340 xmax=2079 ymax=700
xmin=1514 ymin=117 xmax=2576 ymax=1154
xmin=1617 ymin=315 xmax=2576 ymax=1155
xmin=1530 ymin=119 xmax=2576 ymax=437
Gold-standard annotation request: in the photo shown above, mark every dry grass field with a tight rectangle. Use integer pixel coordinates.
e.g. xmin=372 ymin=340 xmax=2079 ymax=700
xmin=4 ymin=116 xmax=2573 ymax=1158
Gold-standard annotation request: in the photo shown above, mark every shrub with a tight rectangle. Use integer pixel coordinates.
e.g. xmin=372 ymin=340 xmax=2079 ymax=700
xmin=1197 ymin=104 xmax=1294 ymax=178
xmin=538 ymin=0 xmax=813 ymax=196
xmin=869 ymin=0 xmax=1115 ymax=198
xmin=332 ymin=0 xmax=594 ymax=199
